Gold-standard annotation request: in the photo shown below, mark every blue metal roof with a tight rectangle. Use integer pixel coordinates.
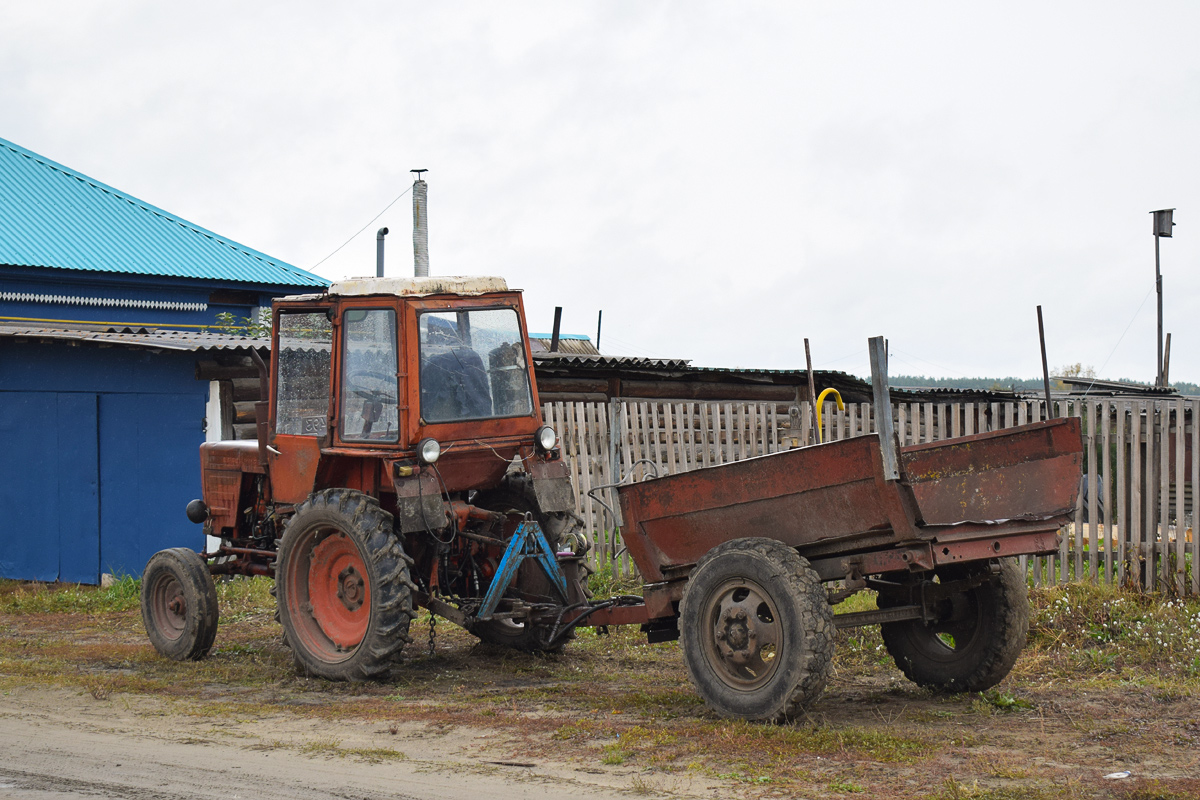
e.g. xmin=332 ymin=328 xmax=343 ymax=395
xmin=0 ymin=137 xmax=328 ymax=288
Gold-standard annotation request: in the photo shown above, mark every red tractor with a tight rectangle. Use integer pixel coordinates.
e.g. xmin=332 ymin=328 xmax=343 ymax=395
xmin=141 ymin=276 xmax=591 ymax=678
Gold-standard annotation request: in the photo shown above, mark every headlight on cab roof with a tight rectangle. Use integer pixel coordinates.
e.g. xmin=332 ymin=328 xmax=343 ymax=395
xmin=417 ymin=437 xmax=441 ymax=464
xmin=536 ymin=425 xmax=557 ymax=452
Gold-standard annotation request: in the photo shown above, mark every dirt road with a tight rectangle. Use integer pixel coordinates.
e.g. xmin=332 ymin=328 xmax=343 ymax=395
xmin=0 ymin=688 xmax=709 ymax=799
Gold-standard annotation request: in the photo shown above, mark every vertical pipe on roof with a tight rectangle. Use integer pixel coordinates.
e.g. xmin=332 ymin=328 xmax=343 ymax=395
xmin=376 ymin=227 xmax=388 ymax=277
xmin=413 ymin=177 xmax=429 ymax=277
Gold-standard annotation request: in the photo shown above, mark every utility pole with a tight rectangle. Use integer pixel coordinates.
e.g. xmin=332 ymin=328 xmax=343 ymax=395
xmin=1151 ymin=209 xmax=1175 ymax=387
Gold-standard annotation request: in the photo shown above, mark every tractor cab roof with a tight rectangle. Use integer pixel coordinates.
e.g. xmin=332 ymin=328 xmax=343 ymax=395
xmin=280 ymin=276 xmax=512 ymax=303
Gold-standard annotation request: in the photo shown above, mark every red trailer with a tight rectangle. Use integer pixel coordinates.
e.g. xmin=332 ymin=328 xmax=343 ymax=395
xmin=574 ymin=338 xmax=1083 ymax=721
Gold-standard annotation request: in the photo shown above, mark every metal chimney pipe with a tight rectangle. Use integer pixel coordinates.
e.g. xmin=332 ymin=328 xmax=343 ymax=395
xmin=550 ymin=307 xmax=562 ymax=353
xmin=375 ymin=227 xmax=388 ymax=277
xmin=412 ymin=170 xmax=429 ymax=277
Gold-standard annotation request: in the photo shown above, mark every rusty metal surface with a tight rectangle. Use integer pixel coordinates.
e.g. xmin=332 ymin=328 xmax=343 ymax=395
xmin=617 ymin=417 xmax=1083 ymax=583
xmin=902 ymin=417 xmax=1083 ymax=525
xmin=617 ymin=435 xmax=893 ymax=582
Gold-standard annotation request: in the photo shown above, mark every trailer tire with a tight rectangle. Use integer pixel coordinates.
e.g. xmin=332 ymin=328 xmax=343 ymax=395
xmin=141 ymin=548 xmax=219 ymax=661
xmin=470 ymin=477 xmax=574 ymax=653
xmin=277 ymin=489 xmax=415 ymax=680
xmin=879 ymin=558 xmax=1029 ymax=693
xmin=680 ymin=538 xmax=834 ymax=723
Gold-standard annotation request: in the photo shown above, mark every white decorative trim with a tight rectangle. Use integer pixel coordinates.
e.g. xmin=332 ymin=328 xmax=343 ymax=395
xmin=0 ymin=291 xmax=206 ymax=312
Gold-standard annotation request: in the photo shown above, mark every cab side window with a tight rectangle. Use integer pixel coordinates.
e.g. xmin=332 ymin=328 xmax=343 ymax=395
xmin=340 ymin=308 xmax=399 ymax=442
xmin=275 ymin=312 xmax=332 ymax=436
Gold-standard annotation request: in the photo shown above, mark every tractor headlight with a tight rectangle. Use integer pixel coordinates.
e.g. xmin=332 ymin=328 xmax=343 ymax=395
xmin=417 ymin=437 xmax=441 ymax=464
xmin=536 ymin=425 xmax=558 ymax=452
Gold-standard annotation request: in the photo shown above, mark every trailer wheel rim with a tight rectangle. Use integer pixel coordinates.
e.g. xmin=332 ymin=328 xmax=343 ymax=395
xmin=148 ymin=573 xmax=187 ymax=641
xmin=702 ymin=578 xmax=782 ymax=690
xmin=306 ymin=532 xmax=371 ymax=650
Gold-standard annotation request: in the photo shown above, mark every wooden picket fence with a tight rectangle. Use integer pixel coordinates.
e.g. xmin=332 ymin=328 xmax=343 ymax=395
xmin=542 ymin=398 xmax=1200 ymax=596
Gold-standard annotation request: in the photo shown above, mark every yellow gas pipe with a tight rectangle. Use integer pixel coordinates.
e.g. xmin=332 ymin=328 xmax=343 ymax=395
xmin=815 ymin=388 xmax=844 ymax=443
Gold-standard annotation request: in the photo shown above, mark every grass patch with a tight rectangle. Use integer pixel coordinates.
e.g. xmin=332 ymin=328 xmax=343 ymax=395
xmin=0 ymin=576 xmax=141 ymax=614
xmin=1027 ymin=582 xmax=1200 ymax=680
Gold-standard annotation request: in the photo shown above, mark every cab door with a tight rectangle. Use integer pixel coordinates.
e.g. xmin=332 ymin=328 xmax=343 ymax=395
xmin=269 ymin=309 xmax=332 ymax=504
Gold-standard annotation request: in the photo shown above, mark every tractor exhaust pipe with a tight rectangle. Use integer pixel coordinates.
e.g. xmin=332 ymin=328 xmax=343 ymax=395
xmin=375 ymin=227 xmax=388 ymax=277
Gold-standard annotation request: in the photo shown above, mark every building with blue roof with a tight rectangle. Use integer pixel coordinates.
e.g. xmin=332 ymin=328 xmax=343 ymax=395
xmin=0 ymin=136 xmax=330 ymax=584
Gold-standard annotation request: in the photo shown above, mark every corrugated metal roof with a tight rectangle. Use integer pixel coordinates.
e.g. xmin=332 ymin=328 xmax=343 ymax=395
xmin=532 ymin=353 xmax=692 ymax=370
xmin=529 ymin=336 xmax=602 ymax=356
xmin=0 ymin=324 xmax=267 ymax=352
xmin=0 ymin=137 xmax=327 ymax=288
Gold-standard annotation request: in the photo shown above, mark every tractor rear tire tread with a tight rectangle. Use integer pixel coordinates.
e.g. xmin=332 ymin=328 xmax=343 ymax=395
xmin=277 ymin=489 xmax=414 ymax=681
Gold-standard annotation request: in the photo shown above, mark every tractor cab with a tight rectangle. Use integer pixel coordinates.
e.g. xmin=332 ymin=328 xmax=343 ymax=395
xmin=264 ymin=276 xmax=564 ymax=510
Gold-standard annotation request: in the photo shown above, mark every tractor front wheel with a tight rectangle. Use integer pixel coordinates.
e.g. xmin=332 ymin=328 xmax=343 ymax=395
xmin=141 ymin=547 xmax=219 ymax=661
xmin=276 ymin=489 xmax=416 ymax=680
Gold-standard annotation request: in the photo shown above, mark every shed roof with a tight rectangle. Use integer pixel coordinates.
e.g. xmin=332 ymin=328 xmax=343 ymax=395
xmin=0 ymin=323 xmax=267 ymax=353
xmin=0 ymin=137 xmax=327 ymax=288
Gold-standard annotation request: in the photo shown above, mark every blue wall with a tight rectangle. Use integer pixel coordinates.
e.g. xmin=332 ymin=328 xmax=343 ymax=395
xmin=0 ymin=339 xmax=206 ymax=582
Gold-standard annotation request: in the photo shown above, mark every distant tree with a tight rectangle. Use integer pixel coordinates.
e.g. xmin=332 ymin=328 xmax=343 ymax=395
xmin=1050 ymin=363 xmax=1096 ymax=391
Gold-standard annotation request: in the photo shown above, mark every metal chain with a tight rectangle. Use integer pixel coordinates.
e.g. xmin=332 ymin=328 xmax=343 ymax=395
xmin=427 ymin=612 xmax=437 ymax=658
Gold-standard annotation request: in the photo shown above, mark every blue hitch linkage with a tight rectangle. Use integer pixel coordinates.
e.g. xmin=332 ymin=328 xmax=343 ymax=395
xmin=476 ymin=513 xmax=569 ymax=621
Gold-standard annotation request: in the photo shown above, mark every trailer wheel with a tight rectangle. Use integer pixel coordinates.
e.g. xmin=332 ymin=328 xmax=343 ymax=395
xmin=679 ymin=538 xmax=834 ymax=722
xmin=470 ymin=478 xmax=575 ymax=653
xmin=141 ymin=548 xmax=219 ymax=661
xmin=277 ymin=489 xmax=416 ymax=680
xmin=879 ymin=558 xmax=1029 ymax=692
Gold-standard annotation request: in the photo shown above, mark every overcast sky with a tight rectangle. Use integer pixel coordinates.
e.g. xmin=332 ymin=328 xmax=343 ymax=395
xmin=4 ymin=2 xmax=1198 ymax=383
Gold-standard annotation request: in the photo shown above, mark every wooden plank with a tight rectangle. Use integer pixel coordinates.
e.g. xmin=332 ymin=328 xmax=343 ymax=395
xmin=683 ymin=402 xmax=697 ymax=472
xmin=1115 ymin=402 xmax=1127 ymax=588
xmin=735 ymin=402 xmax=746 ymax=458
xmin=644 ymin=401 xmax=660 ymax=475
xmin=847 ymin=402 xmax=858 ymax=441
xmin=573 ymin=404 xmax=594 ymax=547
xmin=1160 ymin=401 xmax=1171 ymax=591
xmin=1087 ymin=401 xmax=1099 ymax=581
xmin=1192 ymin=398 xmax=1199 ymax=596
xmin=951 ymin=402 xmax=962 ymax=439
xmin=591 ymin=403 xmax=609 ymax=567
xmin=698 ymin=404 xmax=711 ymax=467
xmin=1100 ymin=401 xmax=1112 ymax=585
xmin=559 ymin=402 xmax=581 ymax=515
xmin=1175 ymin=398 xmax=1186 ymax=595
xmin=1131 ymin=402 xmax=1143 ymax=590
xmin=663 ymin=402 xmax=677 ymax=475
xmin=631 ymin=402 xmax=647 ymax=479
xmin=1144 ymin=402 xmax=1156 ymax=591
xmin=723 ymin=403 xmax=735 ymax=463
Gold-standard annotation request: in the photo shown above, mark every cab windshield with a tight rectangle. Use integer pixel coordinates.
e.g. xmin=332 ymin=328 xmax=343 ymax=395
xmin=418 ymin=308 xmax=533 ymax=423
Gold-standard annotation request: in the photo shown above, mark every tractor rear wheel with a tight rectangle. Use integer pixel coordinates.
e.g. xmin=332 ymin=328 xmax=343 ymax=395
xmin=471 ymin=478 xmax=575 ymax=653
xmin=879 ymin=558 xmax=1029 ymax=692
xmin=276 ymin=489 xmax=416 ymax=680
xmin=141 ymin=547 xmax=219 ymax=661
xmin=679 ymin=538 xmax=834 ymax=722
